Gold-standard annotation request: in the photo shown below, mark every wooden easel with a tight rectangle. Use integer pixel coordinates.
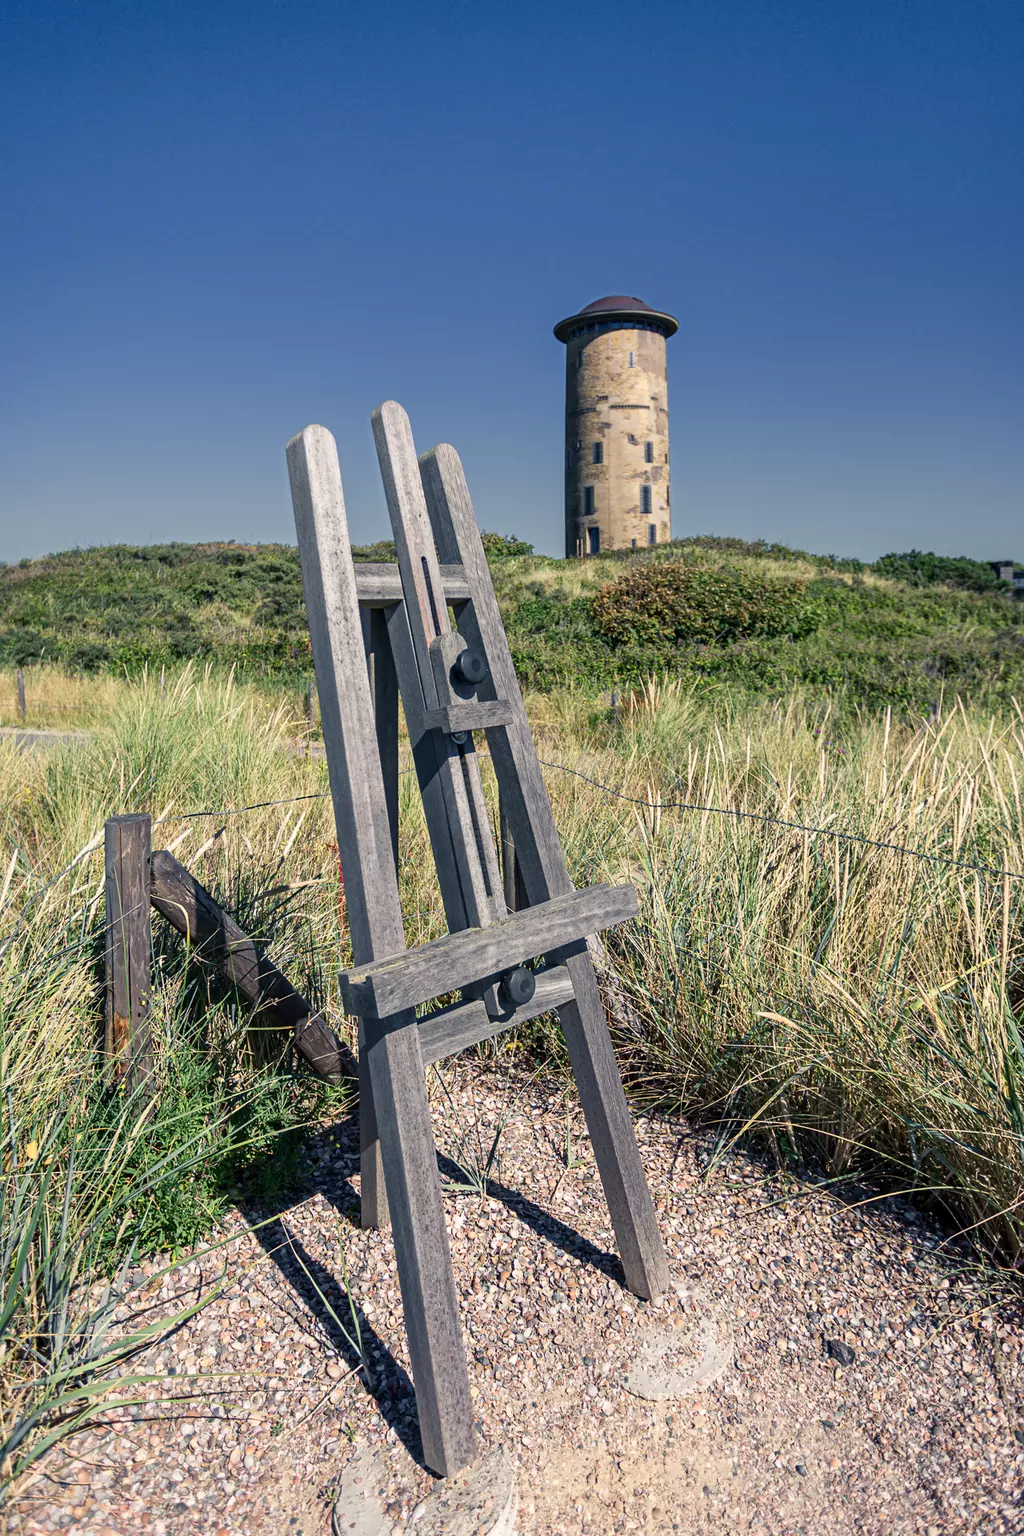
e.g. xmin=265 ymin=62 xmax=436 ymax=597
xmin=286 ymin=403 xmax=668 ymax=1478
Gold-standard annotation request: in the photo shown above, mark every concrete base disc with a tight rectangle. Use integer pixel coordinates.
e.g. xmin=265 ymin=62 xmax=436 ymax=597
xmin=331 ymin=1445 xmax=517 ymax=1536
xmin=623 ymin=1286 xmax=733 ymax=1401
xmin=413 ymin=1446 xmax=518 ymax=1536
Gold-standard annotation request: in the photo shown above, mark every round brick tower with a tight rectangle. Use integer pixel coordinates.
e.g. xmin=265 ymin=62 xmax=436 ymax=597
xmin=554 ymin=295 xmax=678 ymax=558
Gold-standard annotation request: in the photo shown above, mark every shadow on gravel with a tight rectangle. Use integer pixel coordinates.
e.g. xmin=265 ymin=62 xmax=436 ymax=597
xmin=240 ymin=1105 xmax=632 ymax=1472
xmin=247 ymin=1208 xmax=426 ymax=1469
xmin=242 ymin=1113 xmax=427 ymax=1470
xmin=434 ymin=1152 xmax=627 ymax=1288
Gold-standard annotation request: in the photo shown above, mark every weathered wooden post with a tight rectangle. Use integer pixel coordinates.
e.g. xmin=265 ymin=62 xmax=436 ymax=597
xmin=104 ymin=814 xmax=153 ymax=1094
xmin=16 ymin=669 xmax=26 ymax=724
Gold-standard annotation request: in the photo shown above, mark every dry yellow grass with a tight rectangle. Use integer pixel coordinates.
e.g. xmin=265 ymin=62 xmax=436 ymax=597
xmin=1 ymin=667 xmax=1022 ymax=1257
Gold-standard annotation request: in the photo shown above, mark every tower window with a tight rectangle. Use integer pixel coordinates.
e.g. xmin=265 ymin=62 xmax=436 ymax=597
xmin=583 ymin=486 xmax=595 ymax=516
xmin=648 ymin=523 xmax=657 ymax=545
xmin=628 ymin=351 xmax=635 ymax=368
xmin=631 ymin=538 xmax=637 ymax=549
xmin=576 ymin=350 xmax=584 ymax=370
xmin=592 ymin=441 xmax=603 ymax=465
xmin=644 ymin=441 xmax=654 ymax=463
xmin=640 ymin=484 xmax=652 ymax=514
xmin=588 ymin=526 xmax=601 ymax=555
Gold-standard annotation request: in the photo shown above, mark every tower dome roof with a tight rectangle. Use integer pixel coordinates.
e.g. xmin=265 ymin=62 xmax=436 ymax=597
xmin=580 ymin=295 xmax=651 ymax=313
xmin=554 ymin=295 xmax=678 ymax=342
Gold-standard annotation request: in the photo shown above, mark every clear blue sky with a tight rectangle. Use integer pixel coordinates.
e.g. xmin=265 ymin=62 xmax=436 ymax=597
xmin=2 ymin=0 xmax=1021 ymax=562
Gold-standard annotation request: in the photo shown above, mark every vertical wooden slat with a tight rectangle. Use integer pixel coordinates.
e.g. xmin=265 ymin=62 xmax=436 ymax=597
xmin=362 ymin=606 xmax=400 ymax=874
xmin=372 ymin=402 xmax=504 ymax=936
xmin=358 ymin=604 xmax=400 ymax=1229
xmin=104 ymin=814 xmax=153 ymax=1095
xmin=419 ymin=442 xmax=670 ymax=1301
xmin=287 ymin=423 xmax=475 ymax=1478
xmin=498 ymin=790 xmax=525 ymax=913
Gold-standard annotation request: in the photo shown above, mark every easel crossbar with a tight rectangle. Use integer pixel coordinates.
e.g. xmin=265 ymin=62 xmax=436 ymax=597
xmin=339 ymin=882 xmax=636 ymax=1018
xmin=353 ymin=562 xmax=469 ymax=606
xmin=417 ymin=962 xmax=575 ymax=1065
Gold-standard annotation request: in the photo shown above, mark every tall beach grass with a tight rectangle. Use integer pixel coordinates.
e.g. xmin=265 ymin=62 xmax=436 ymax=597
xmin=1 ymin=664 xmax=1023 ymax=1481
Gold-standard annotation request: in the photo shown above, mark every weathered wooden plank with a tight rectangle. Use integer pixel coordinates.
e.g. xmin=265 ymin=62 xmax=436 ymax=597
xmin=340 ymin=884 xmax=635 ymax=1019
xmin=287 ymin=428 xmax=406 ymax=965
xmin=354 ymin=562 xmax=470 ymax=607
xmin=287 ymin=423 xmax=475 ymax=1474
xmin=358 ymin=603 xmax=399 ymax=1225
xmin=105 ymin=814 xmax=153 ymax=1095
xmin=386 ymin=601 xmax=474 ymax=931
xmin=361 ymin=605 xmax=400 ymax=875
xmin=499 ymin=789 xmax=525 ymax=913
xmin=372 ymin=402 xmax=504 ymax=935
xmin=356 ymin=1019 xmax=386 ymax=1230
xmin=364 ymin=1015 xmax=476 ymax=1475
xmin=421 ymin=699 xmax=515 ymax=734
xmin=418 ymin=963 xmax=575 ymax=1066
xmin=150 ymin=850 xmax=348 ymax=1081
xmin=419 ymin=443 xmax=670 ymax=1302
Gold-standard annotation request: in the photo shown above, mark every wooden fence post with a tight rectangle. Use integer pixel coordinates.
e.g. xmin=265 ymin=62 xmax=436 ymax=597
xmin=16 ymin=669 xmax=26 ymax=724
xmin=104 ymin=814 xmax=154 ymax=1094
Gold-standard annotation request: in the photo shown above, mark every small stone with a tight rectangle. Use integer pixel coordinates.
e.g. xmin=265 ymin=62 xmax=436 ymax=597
xmin=825 ymin=1339 xmax=856 ymax=1366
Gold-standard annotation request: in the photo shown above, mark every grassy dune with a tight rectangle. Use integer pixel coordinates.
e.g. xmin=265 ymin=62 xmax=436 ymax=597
xmin=1 ymin=665 xmax=1023 ymax=1480
xmin=3 ymin=537 xmax=1023 ymax=716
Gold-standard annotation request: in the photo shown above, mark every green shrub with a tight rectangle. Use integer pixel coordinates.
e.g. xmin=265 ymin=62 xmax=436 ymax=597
xmin=591 ymin=561 xmax=817 ymax=649
xmin=873 ymin=550 xmax=1011 ymax=593
xmin=480 ymin=531 xmax=535 ymax=559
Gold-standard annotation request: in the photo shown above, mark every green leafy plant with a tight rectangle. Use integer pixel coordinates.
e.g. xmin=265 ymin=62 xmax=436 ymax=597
xmin=591 ymin=560 xmax=817 ymax=648
xmin=873 ymin=550 xmax=1013 ymax=593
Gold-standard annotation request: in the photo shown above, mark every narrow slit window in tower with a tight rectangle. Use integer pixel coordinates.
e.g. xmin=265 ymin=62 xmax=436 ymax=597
xmin=631 ymin=538 xmax=637 ymax=549
xmin=588 ymin=526 xmax=601 ymax=555
xmin=628 ymin=351 xmax=635 ymax=367
xmin=592 ymin=441 xmax=603 ymax=465
xmin=648 ymin=523 xmax=657 ymax=545
xmin=645 ymin=441 xmax=654 ymax=463
xmin=583 ymin=486 xmax=595 ymax=517
xmin=640 ymin=484 xmax=652 ymax=515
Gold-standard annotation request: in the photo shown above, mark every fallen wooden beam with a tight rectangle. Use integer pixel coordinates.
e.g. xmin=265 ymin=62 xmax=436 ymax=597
xmin=149 ymin=849 xmax=349 ymax=1082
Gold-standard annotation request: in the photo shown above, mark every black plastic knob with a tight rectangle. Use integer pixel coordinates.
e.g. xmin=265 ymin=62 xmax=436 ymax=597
xmin=452 ymin=648 xmax=488 ymax=687
xmin=500 ymin=966 xmax=536 ymax=1009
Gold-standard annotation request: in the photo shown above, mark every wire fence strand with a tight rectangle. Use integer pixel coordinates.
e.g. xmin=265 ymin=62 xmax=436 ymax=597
xmin=4 ymin=747 xmax=1022 ymax=955
xmin=534 ymin=758 xmax=1024 ymax=884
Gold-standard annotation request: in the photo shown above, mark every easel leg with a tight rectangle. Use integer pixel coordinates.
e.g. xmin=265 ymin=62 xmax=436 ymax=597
xmin=358 ymin=607 xmax=400 ymax=1229
xmin=358 ymin=1019 xmax=389 ymax=1229
xmin=559 ymin=949 xmax=670 ymax=1301
xmin=364 ymin=1017 xmax=476 ymax=1477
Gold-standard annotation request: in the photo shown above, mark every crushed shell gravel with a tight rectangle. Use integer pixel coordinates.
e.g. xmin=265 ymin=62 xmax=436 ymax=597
xmin=7 ymin=1062 xmax=1023 ymax=1536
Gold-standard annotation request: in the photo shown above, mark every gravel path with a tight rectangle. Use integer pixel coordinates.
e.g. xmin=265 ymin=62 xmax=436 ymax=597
xmin=8 ymin=1062 xmax=1022 ymax=1536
